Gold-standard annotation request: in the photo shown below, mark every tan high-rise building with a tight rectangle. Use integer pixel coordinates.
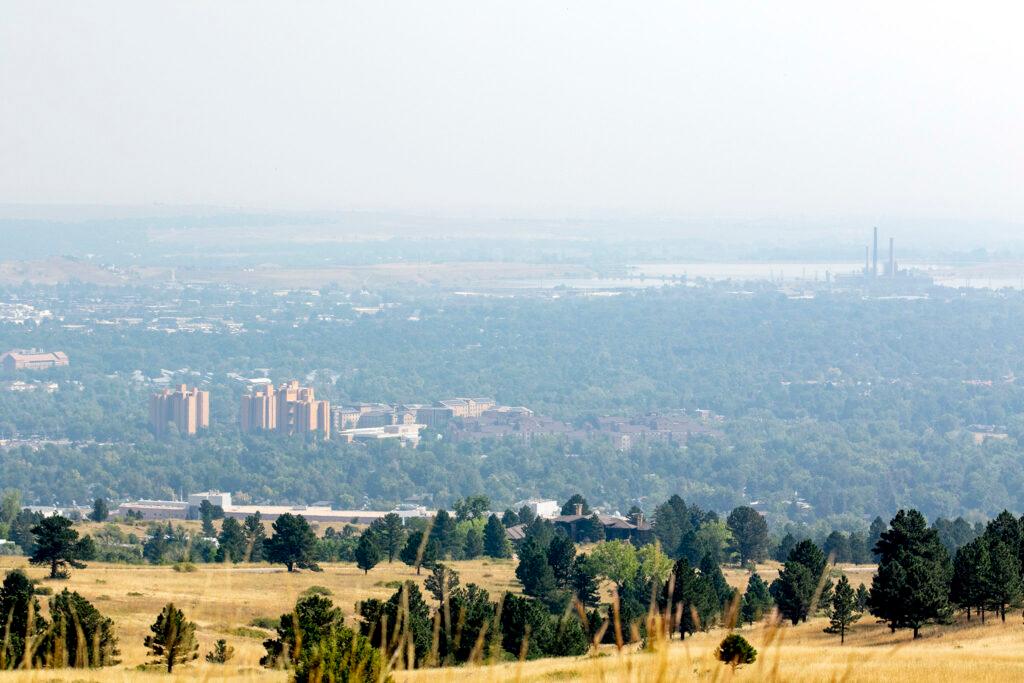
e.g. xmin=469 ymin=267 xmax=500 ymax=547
xmin=149 ymin=384 xmax=209 ymax=436
xmin=240 ymin=383 xmax=277 ymax=432
xmin=240 ymin=380 xmax=329 ymax=439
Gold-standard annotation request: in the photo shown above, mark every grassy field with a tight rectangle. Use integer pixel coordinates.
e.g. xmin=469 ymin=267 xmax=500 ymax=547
xmin=0 ymin=556 xmax=1021 ymax=681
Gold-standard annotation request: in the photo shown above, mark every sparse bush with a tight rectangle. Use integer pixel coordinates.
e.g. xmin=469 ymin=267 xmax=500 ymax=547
xmin=206 ymin=639 xmax=235 ymax=664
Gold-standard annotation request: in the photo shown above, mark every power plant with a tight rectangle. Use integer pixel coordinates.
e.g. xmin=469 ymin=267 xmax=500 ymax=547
xmin=835 ymin=228 xmax=931 ymax=291
xmin=863 ymin=226 xmax=899 ymax=278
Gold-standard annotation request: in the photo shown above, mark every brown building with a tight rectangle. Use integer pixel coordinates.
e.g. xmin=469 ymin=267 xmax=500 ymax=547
xmin=241 ymin=380 xmax=329 ymax=439
xmin=1 ymin=349 xmax=69 ymax=372
xmin=149 ymin=384 xmax=210 ymax=436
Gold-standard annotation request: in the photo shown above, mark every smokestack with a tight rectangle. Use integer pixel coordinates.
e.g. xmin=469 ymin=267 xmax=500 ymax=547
xmin=889 ymin=237 xmax=895 ymax=277
xmin=865 ymin=246 xmax=870 ymax=275
xmin=872 ymin=227 xmax=878 ymax=277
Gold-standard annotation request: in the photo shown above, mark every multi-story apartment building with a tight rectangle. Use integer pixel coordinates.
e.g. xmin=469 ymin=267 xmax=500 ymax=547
xmin=149 ymin=384 xmax=210 ymax=436
xmin=240 ymin=380 xmax=330 ymax=439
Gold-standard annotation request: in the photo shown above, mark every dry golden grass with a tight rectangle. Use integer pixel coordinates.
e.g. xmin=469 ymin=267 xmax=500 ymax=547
xmin=1 ymin=558 xmax=1022 ymax=682
xmin=0 ymin=555 xmax=518 ymax=681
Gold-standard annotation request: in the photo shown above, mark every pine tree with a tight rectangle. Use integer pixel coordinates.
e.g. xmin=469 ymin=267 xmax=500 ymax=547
xmin=983 ymin=538 xmax=1021 ymax=621
xmin=266 ymin=513 xmax=318 ymax=572
xmin=376 ymin=513 xmax=406 ymax=562
xmin=773 ymin=560 xmax=815 ymax=624
xmin=951 ymin=537 xmax=989 ymax=621
xmin=29 ymin=515 xmax=93 ymax=579
xmin=199 ymin=500 xmax=216 ymax=537
xmin=727 ymin=506 xmax=770 ymax=564
xmin=740 ymin=572 xmax=772 ymax=625
xmin=716 ymin=633 xmax=757 ymax=670
xmin=463 ymin=527 xmax=484 ymax=559
xmin=354 ymin=531 xmax=383 ymax=574
xmin=699 ymin=553 xmax=736 ymax=614
xmin=145 ymin=603 xmax=198 ymax=673
xmin=243 ymin=512 xmax=267 ymax=562
xmin=0 ymin=570 xmax=45 ymax=669
xmin=484 ymin=514 xmax=511 ymax=558
xmin=216 ymin=517 xmax=247 ymax=562
xmin=826 ymin=575 xmax=861 ymax=643
xmin=46 ymin=589 xmax=120 ymax=668
xmin=89 ymin=498 xmax=109 ymax=523
xmin=501 ymin=509 xmax=519 ymax=527
xmin=547 ymin=535 xmax=576 ymax=587
xmin=856 ymin=583 xmax=869 ymax=612
xmin=569 ymin=554 xmax=600 ymax=607
xmin=400 ymin=530 xmax=438 ymax=574
xmin=429 ymin=509 xmax=457 ymax=558
xmin=868 ymin=509 xmax=952 ymax=638
xmin=425 ymin=563 xmax=460 ymax=602
xmin=205 ymin=639 xmax=234 ymax=663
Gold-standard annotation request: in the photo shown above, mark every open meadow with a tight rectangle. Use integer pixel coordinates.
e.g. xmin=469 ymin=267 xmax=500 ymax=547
xmin=0 ymin=556 xmax=1021 ymax=682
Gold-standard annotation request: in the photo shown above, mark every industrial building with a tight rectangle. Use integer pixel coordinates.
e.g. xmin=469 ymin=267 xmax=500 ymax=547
xmin=1 ymin=349 xmax=69 ymax=372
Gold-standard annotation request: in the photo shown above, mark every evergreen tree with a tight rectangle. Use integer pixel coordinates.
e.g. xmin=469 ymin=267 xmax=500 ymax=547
xmin=868 ymin=516 xmax=887 ymax=560
xmin=773 ymin=560 xmax=815 ymax=624
xmin=569 ymin=554 xmax=600 ymax=608
xmin=0 ymin=570 xmax=45 ymax=669
xmin=29 ymin=516 xmax=93 ymax=578
xmin=243 ymin=512 xmax=267 ymax=562
xmin=983 ymin=538 xmax=1021 ymax=621
xmin=515 ymin=535 xmax=558 ymax=602
xmin=216 ymin=517 xmax=247 ymax=562
xmin=547 ymin=534 xmax=576 ymax=587
xmin=726 ymin=506 xmax=769 ymax=564
xmin=484 ymin=514 xmax=511 ymax=558
xmin=376 ymin=513 xmax=406 ymax=563
xmin=774 ymin=532 xmax=797 ymax=562
xmin=699 ymin=553 xmax=736 ymax=613
xmin=400 ymin=530 xmax=438 ymax=574
xmin=359 ymin=581 xmax=432 ymax=668
xmin=45 ymin=589 xmax=119 ymax=668
xmin=145 ymin=602 xmax=198 ymax=673
xmin=292 ymin=625 xmax=387 ymax=683
xmin=740 ymin=572 xmax=772 ymax=625
xmin=951 ymin=537 xmax=989 ymax=621
xmin=501 ymin=509 xmax=519 ymax=527
xmin=826 ymin=575 xmax=861 ymax=644
xmin=463 ymin=527 xmax=484 ymax=559
xmin=788 ymin=538 xmax=833 ymax=608
xmin=716 ymin=633 xmax=757 ymax=671
xmin=429 ymin=509 xmax=457 ymax=558
xmin=667 ymin=557 xmax=719 ymax=637
xmin=856 ymin=583 xmax=869 ymax=612
xmin=89 ymin=498 xmax=109 ymax=523
xmin=425 ymin=563 xmax=461 ymax=602
xmin=263 ymin=594 xmax=345 ymax=667
xmin=355 ymin=531 xmax=383 ymax=574
xmin=868 ymin=509 xmax=952 ymax=638
xmin=266 ymin=513 xmax=318 ymax=572
xmin=199 ymin=500 xmax=216 ymax=537
xmin=499 ymin=593 xmax=552 ymax=659
xmin=822 ymin=531 xmax=852 ymax=564
xmin=517 ymin=505 xmax=536 ymax=527
xmin=561 ymin=494 xmax=590 ymax=516
xmin=205 ymin=639 xmax=235 ymax=663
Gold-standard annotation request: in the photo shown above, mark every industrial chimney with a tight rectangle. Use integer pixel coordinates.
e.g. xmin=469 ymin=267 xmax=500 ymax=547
xmin=872 ymin=227 xmax=879 ymax=277
xmin=889 ymin=237 xmax=895 ymax=277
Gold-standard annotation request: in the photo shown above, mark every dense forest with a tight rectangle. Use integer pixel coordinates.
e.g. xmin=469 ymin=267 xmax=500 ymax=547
xmin=2 ymin=282 xmax=1024 ymax=529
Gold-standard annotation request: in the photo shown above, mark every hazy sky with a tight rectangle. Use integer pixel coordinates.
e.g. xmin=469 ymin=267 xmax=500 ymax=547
xmin=2 ymin=2 xmax=1022 ymax=221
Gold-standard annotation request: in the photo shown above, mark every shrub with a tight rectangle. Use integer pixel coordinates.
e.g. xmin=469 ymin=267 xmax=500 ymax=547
xmin=301 ymin=585 xmax=333 ymax=597
xmin=206 ymin=639 xmax=235 ymax=664
xmin=716 ymin=634 xmax=757 ymax=670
